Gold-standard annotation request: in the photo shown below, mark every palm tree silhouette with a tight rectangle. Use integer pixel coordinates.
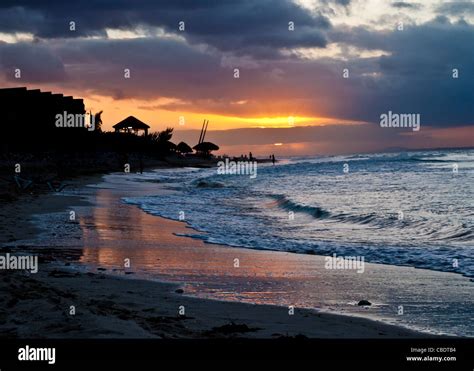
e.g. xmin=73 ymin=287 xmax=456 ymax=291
xmin=94 ymin=110 xmax=103 ymax=132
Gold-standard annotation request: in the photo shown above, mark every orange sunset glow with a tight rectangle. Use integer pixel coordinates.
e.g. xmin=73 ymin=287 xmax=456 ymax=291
xmin=0 ymin=0 xmax=472 ymax=156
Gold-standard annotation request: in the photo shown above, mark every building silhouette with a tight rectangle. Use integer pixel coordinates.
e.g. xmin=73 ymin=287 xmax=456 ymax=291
xmin=0 ymin=87 xmax=86 ymax=152
xmin=113 ymin=116 xmax=150 ymax=136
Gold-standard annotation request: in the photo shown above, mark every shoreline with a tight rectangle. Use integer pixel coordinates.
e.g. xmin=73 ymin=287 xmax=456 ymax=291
xmin=0 ymin=170 xmax=468 ymax=338
xmin=0 ymin=266 xmax=426 ymax=339
xmin=130 ymin=205 xmax=474 ymax=281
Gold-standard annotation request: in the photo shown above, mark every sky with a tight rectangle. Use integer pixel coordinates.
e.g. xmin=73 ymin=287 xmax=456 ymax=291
xmin=0 ymin=0 xmax=473 ymax=155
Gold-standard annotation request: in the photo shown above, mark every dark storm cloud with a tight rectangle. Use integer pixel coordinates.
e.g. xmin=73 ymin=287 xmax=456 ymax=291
xmin=0 ymin=0 xmax=331 ymax=56
xmin=0 ymin=6 xmax=45 ymax=34
xmin=391 ymin=2 xmax=421 ymax=10
xmin=319 ymin=0 xmax=351 ymax=7
xmin=437 ymin=2 xmax=474 ymax=15
xmin=328 ymin=18 xmax=474 ymax=127
xmin=0 ymin=1 xmax=472 ymax=130
xmin=214 ymin=15 xmax=474 ymax=128
xmin=335 ymin=0 xmax=351 ymax=6
xmin=58 ymin=37 xmax=229 ymax=100
xmin=2 ymin=15 xmax=470 ymax=128
xmin=0 ymin=42 xmax=66 ymax=82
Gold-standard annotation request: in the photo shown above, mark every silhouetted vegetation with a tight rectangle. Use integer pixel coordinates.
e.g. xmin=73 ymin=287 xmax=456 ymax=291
xmin=1 ymin=128 xmax=178 ymax=156
xmin=0 ymin=126 xmax=183 ymax=178
xmin=0 ymin=88 xmax=223 ymax=180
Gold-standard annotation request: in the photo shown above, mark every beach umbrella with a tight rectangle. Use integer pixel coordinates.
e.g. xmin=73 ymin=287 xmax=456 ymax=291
xmin=177 ymin=141 xmax=193 ymax=154
xmin=165 ymin=141 xmax=177 ymax=152
xmin=193 ymin=142 xmax=219 ymax=152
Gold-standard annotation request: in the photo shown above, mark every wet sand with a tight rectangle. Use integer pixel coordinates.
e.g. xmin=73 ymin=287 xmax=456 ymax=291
xmin=0 ymin=172 xmax=469 ymax=338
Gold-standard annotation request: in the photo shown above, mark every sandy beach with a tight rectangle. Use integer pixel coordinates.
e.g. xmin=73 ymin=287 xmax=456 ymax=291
xmin=0 ymin=171 xmax=470 ymax=339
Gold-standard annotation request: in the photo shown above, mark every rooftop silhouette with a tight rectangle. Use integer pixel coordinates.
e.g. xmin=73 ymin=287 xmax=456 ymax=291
xmin=113 ymin=116 xmax=150 ymax=136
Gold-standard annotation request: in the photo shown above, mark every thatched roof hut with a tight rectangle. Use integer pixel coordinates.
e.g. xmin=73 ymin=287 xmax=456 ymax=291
xmin=193 ymin=141 xmax=219 ymax=156
xmin=177 ymin=142 xmax=193 ymax=154
xmin=113 ymin=116 xmax=150 ymax=136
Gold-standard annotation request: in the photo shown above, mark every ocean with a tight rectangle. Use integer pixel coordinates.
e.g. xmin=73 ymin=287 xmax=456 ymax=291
xmin=124 ymin=148 xmax=474 ymax=279
xmin=12 ymin=148 xmax=473 ymax=336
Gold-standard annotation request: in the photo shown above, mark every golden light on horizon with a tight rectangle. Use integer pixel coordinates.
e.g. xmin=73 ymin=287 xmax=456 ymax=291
xmin=274 ymin=143 xmax=283 ymax=146
xmin=240 ymin=116 xmax=315 ymax=128
xmin=4 ymin=87 xmax=360 ymax=132
xmin=78 ymin=94 xmax=329 ymax=131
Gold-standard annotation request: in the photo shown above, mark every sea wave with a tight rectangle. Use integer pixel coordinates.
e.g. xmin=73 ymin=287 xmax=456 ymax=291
xmin=269 ymin=193 xmax=472 ymax=242
xmin=123 ymin=149 xmax=474 ymax=278
xmin=193 ymin=179 xmax=225 ymax=188
xmin=270 ymin=194 xmax=329 ymax=218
